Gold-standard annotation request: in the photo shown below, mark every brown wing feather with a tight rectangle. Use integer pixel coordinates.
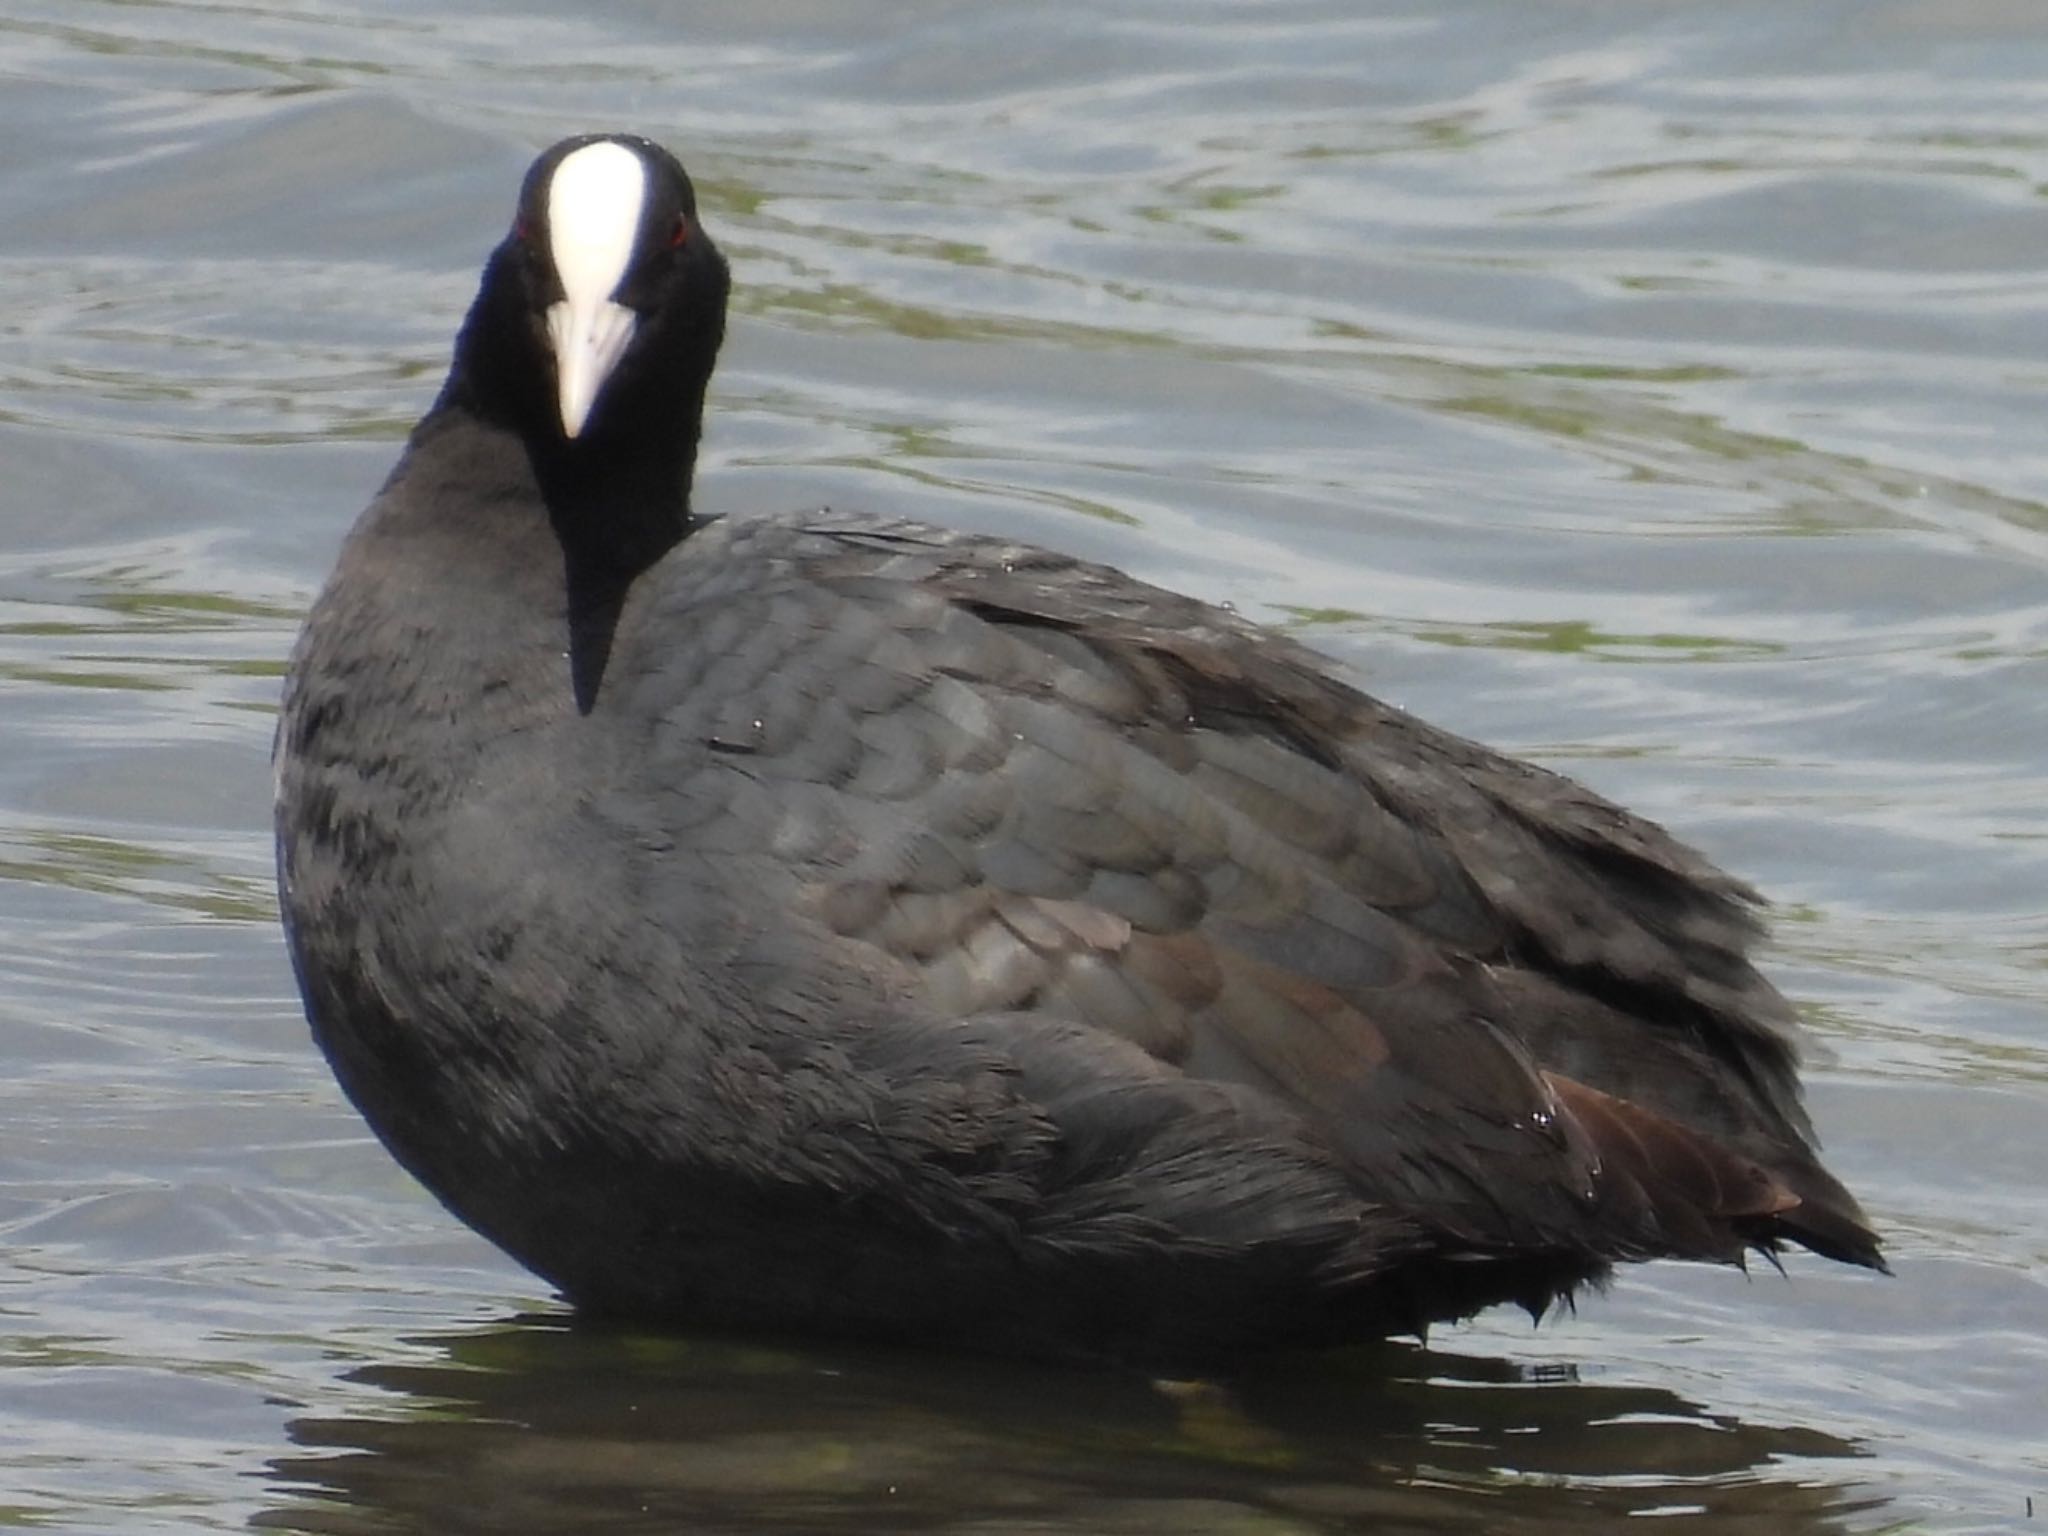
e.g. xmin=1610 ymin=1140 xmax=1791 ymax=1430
xmin=680 ymin=514 xmax=1881 ymax=1277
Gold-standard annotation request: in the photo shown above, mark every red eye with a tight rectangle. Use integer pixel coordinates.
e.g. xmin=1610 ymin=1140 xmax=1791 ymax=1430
xmin=513 ymin=217 xmax=532 ymax=244
xmin=670 ymin=215 xmax=690 ymax=249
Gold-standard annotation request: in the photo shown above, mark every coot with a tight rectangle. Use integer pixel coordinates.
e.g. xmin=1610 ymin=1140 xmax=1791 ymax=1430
xmin=276 ymin=134 xmax=1882 ymax=1364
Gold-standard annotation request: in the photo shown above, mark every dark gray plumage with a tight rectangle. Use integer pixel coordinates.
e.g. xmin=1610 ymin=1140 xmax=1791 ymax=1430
xmin=275 ymin=134 xmax=1882 ymax=1365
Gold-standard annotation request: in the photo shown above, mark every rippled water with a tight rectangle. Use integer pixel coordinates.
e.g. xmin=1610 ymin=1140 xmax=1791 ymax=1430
xmin=4 ymin=1 xmax=2046 ymax=1531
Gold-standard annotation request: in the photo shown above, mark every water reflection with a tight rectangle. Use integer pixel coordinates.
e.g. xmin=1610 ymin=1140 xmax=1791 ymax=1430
xmin=259 ymin=1318 xmax=1881 ymax=1534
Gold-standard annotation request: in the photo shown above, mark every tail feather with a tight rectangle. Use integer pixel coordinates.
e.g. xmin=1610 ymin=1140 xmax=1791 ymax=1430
xmin=1546 ymin=1071 xmax=1828 ymax=1265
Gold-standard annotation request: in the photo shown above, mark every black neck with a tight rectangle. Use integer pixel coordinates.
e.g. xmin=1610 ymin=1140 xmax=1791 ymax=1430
xmin=431 ymin=237 xmax=727 ymax=712
xmin=534 ymin=429 xmax=705 ymax=713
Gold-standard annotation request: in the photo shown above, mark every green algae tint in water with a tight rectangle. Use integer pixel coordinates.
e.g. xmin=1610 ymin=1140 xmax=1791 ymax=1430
xmin=1 ymin=1 xmax=2044 ymax=1531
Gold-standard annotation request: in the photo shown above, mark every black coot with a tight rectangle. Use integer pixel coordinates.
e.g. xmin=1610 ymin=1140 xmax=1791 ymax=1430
xmin=276 ymin=134 xmax=1882 ymax=1364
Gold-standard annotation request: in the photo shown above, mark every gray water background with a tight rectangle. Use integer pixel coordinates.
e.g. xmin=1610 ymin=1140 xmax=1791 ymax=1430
xmin=3 ymin=1 xmax=2046 ymax=1531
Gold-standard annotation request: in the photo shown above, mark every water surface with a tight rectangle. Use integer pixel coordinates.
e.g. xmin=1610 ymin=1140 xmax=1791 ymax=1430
xmin=2 ymin=2 xmax=2045 ymax=1531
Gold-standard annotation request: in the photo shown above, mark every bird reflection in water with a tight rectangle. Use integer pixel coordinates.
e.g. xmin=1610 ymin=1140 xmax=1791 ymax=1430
xmin=256 ymin=1315 xmax=1881 ymax=1536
